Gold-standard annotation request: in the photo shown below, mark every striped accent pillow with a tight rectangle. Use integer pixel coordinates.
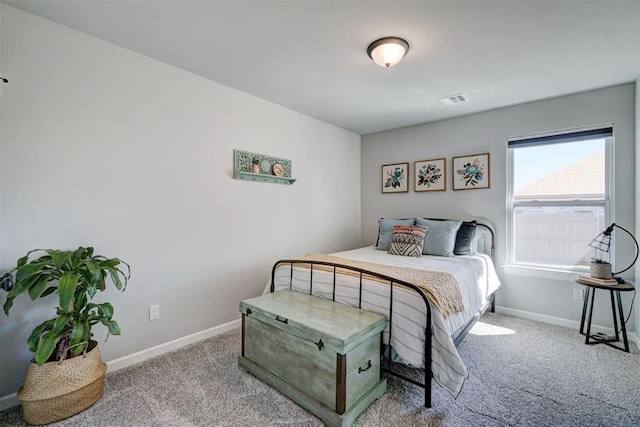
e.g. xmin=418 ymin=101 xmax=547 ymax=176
xmin=388 ymin=225 xmax=428 ymax=258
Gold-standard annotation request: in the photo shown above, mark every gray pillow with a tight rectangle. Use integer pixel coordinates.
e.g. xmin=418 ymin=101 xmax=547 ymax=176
xmin=454 ymin=220 xmax=477 ymax=255
xmin=415 ymin=218 xmax=462 ymax=257
xmin=376 ymin=218 xmax=415 ymax=250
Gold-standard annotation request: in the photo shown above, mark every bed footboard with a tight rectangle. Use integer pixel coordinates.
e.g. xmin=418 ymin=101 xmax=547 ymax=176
xmin=270 ymin=259 xmax=434 ymax=407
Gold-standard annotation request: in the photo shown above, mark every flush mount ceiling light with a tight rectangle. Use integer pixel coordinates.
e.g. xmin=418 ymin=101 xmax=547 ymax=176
xmin=367 ymin=37 xmax=409 ymax=68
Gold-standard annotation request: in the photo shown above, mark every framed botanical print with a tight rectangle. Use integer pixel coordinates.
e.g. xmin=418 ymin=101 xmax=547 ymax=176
xmin=381 ymin=162 xmax=409 ymax=193
xmin=452 ymin=153 xmax=490 ymax=190
xmin=414 ymin=158 xmax=446 ymax=192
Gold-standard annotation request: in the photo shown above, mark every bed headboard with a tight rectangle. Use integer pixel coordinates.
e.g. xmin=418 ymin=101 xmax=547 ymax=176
xmin=474 ymin=223 xmax=495 ymax=258
xmin=390 ymin=217 xmax=495 ymax=259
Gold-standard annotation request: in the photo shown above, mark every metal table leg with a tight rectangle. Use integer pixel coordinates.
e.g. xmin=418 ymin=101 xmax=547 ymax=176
xmin=609 ymin=290 xmax=619 ymax=341
xmin=585 ymin=286 xmax=596 ymax=344
xmin=615 ymin=291 xmax=630 ymax=352
xmin=579 ymin=286 xmax=591 ymax=336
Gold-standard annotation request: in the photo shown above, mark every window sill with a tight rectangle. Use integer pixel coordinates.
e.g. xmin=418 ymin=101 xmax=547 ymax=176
xmin=501 ymin=264 xmax=584 ymax=282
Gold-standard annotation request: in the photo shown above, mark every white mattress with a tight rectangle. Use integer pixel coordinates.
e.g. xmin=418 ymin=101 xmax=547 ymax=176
xmin=266 ymin=246 xmax=501 ymax=397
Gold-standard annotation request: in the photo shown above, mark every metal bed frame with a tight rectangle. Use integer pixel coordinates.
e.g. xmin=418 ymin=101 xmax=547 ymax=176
xmin=269 ymin=221 xmax=496 ymax=408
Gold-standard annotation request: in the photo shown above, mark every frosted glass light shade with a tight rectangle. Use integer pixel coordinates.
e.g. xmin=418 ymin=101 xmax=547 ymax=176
xmin=367 ymin=37 xmax=409 ymax=68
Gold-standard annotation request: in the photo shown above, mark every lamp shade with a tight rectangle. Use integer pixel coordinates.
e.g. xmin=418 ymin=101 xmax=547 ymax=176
xmin=588 ymin=223 xmax=639 ymax=282
xmin=588 ymin=224 xmax=614 ymax=253
xmin=367 ymin=37 xmax=409 ymax=68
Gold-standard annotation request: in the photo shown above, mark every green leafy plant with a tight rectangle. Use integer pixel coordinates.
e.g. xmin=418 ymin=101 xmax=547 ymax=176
xmin=591 ymin=257 xmax=610 ymax=264
xmin=3 ymin=247 xmax=130 ymax=364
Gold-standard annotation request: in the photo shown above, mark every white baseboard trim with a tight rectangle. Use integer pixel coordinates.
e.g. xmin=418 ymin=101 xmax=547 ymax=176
xmin=0 ymin=319 xmax=241 ymax=411
xmin=2 ymin=310 xmax=635 ymax=411
xmin=107 ymin=318 xmax=241 ymax=373
xmin=0 ymin=393 xmax=18 ymax=412
xmin=495 ymin=306 xmax=580 ymax=329
xmin=495 ymin=305 xmax=639 ymax=346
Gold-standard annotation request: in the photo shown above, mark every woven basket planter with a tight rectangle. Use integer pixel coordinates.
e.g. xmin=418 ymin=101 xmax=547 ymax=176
xmin=590 ymin=262 xmax=612 ymax=279
xmin=17 ymin=342 xmax=107 ymax=425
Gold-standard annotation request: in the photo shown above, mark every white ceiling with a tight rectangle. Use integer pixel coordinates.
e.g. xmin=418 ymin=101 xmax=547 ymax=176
xmin=3 ymin=0 xmax=640 ymax=135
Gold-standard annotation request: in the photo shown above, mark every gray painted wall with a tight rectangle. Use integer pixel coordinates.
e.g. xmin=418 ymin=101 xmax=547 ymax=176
xmin=636 ymin=76 xmax=640 ymax=337
xmin=0 ymin=4 xmax=3 ymax=300
xmin=0 ymin=5 xmax=361 ymax=399
xmin=362 ymin=84 xmax=636 ymax=331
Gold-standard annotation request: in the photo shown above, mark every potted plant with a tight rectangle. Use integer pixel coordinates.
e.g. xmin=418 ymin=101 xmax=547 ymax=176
xmin=590 ymin=257 xmax=612 ymax=279
xmin=2 ymin=246 xmax=130 ymax=425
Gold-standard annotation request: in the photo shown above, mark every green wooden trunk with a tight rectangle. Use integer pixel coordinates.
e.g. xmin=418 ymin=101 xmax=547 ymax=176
xmin=238 ymin=290 xmax=387 ymax=427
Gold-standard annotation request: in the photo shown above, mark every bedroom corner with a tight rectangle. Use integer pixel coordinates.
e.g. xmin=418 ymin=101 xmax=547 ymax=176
xmin=362 ymin=84 xmax=637 ymax=337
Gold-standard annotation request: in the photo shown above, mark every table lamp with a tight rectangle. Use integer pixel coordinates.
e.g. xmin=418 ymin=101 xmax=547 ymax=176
xmin=588 ymin=223 xmax=639 ymax=284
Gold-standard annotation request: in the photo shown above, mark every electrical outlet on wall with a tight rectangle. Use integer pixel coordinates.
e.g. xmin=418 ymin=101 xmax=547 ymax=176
xmin=149 ymin=304 xmax=160 ymax=320
xmin=573 ymin=289 xmax=584 ymax=301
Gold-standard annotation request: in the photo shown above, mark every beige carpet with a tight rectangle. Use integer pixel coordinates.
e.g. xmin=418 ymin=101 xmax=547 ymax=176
xmin=1 ymin=313 xmax=639 ymax=426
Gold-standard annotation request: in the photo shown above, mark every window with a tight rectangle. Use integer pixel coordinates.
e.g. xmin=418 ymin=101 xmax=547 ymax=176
xmin=507 ymin=126 xmax=613 ymax=272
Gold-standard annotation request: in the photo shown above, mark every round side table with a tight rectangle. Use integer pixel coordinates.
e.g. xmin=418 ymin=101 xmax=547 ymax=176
xmin=576 ymin=278 xmax=635 ymax=352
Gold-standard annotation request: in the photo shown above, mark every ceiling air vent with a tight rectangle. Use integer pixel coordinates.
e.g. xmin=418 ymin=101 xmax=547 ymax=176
xmin=439 ymin=93 xmax=469 ymax=106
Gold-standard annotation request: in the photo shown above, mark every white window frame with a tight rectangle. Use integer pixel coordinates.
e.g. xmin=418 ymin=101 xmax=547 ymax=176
xmin=506 ymin=124 xmax=614 ymax=278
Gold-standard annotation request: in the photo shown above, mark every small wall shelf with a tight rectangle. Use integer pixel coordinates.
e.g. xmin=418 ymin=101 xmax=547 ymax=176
xmin=233 ymin=149 xmax=296 ymax=185
xmin=233 ymin=171 xmax=297 ymax=185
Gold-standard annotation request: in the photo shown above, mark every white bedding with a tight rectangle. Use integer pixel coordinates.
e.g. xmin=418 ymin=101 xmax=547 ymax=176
xmin=266 ymin=246 xmax=501 ymax=398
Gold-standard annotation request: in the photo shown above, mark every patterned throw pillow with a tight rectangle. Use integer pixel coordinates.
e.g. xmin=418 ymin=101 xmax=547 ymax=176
xmin=388 ymin=225 xmax=428 ymax=258
xmin=376 ymin=218 xmax=416 ymax=251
